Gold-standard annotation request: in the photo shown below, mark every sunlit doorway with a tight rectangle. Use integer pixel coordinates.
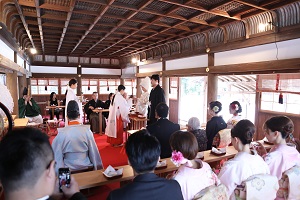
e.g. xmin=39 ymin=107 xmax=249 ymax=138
xmin=178 ymin=76 xmax=207 ymax=126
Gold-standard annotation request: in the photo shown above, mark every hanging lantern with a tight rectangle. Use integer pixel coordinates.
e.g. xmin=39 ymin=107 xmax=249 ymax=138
xmin=279 ymin=93 xmax=283 ymax=104
xmin=45 ymin=85 xmax=47 ymax=91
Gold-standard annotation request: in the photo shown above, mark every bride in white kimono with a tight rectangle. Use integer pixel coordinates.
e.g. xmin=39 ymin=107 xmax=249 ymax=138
xmin=136 ymin=77 xmax=150 ymax=117
xmin=105 ymin=85 xmax=130 ymax=146
xmin=65 ymin=79 xmax=83 ymax=126
xmin=218 ymin=120 xmax=270 ymax=199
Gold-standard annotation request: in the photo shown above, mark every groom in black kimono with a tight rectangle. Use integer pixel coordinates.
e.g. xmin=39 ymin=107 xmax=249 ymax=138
xmin=148 ymin=74 xmax=165 ymax=125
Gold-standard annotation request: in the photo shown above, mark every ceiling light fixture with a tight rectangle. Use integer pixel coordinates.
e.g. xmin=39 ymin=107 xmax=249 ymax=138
xmin=206 ymin=47 xmax=211 ymax=53
xmin=24 ymin=47 xmax=37 ymax=54
xmin=131 ymin=58 xmax=137 ymax=63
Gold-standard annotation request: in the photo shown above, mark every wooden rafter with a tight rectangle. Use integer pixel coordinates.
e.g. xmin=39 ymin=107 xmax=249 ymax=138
xmin=57 ymin=0 xmax=76 ymax=53
xmin=14 ymin=0 xmax=36 ymax=49
xmin=70 ymin=0 xmax=116 ymax=54
xmin=34 ymin=0 xmax=44 ymax=53
xmin=234 ymin=0 xmax=268 ymax=11
xmin=84 ymin=0 xmax=155 ymax=54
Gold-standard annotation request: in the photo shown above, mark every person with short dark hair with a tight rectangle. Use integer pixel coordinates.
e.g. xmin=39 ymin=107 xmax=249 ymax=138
xmin=65 ymin=78 xmax=83 ymax=125
xmin=218 ymin=120 xmax=270 ymax=198
xmin=146 ymin=103 xmax=180 ymax=158
xmin=107 ymin=129 xmax=183 ymax=200
xmin=18 ymin=87 xmax=43 ymax=124
xmin=105 ymin=85 xmax=130 ymax=146
xmin=52 ymin=100 xmax=103 ymax=173
xmin=103 ymin=93 xmax=114 ymax=118
xmin=256 ymin=116 xmax=300 ymax=180
xmin=206 ymin=101 xmax=227 ymax=150
xmin=84 ymin=91 xmax=106 ymax=133
xmin=48 ymin=92 xmax=61 ymax=120
xmin=0 ymin=127 xmax=86 ymax=200
xmin=169 ymin=130 xmax=219 ymax=200
xmin=149 ymin=74 xmax=165 ymax=125
xmin=227 ymin=101 xmax=243 ymax=129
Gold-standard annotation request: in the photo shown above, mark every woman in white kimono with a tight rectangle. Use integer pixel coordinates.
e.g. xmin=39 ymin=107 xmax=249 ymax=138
xmin=65 ymin=79 xmax=83 ymax=126
xmin=136 ymin=77 xmax=150 ymax=117
xmin=256 ymin=116 xmax=300 ymax=180
xmin=218 ymin=120 xmax=270 ymax=199
xmin=105 ymin=85 xmax=130 ymax=146
xmin=227 ymin=101 xmax=242 ymax=129
xmin=52 ymin=100 xmax=103 ymax=173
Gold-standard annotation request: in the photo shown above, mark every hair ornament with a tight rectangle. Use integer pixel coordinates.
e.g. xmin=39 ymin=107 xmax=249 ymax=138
xmin=171 ymin=151 xmax=193 ymax=167
xmin=231 ymin=104 xmax=239 ymax=111
xmin=212 ymin=106 xmax=219 ymax=113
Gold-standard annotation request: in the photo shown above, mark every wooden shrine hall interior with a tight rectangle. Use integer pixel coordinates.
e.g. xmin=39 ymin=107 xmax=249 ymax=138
xmin=1 ymin=0 xmax=300 ymax=200
xmin=0 ymin=0 xmax=300 ymax=138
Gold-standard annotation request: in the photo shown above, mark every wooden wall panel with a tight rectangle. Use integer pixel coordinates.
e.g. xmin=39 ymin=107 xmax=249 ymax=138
xmin=255 ymin=111 xmax=300 ymax=141
xmin=169 ymin=99 xmax=178 ymax=124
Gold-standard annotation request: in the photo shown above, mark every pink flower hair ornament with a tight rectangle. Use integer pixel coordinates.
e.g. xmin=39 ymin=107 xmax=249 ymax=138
xmin=171 ymin=151 xmax=193 ymax=167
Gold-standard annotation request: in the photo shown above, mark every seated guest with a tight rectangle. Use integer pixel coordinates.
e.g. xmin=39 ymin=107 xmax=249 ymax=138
xmin=187 ymin=117 xmax=207 ymax=151
xmin=146 ymin=103 xmax=180 ymax=158
xmin=227 ymin=101 xmax=243 ymax=129
xmin=218 ymin=120 xmax=270 ymax=198
xmin=256 ymin=116 xmax=300 ymax=180
xmin=84 ymin=91 xmax=106 ymax=133
xmin=18 ymin=87 xmax=43 ymax=124
xmin=107 ymin=129 xmax=183 ymax=200
xmin=169 ymin=130 xmax=219 ymax=200
xmin=206 ymin=101 xmax=227 ymax=150
xmin=48 ymin=92 xmax=60 ymax=120
xmin=52 ymin=100 xmax=103 ymax=173
xmin=103 ymin=93 xmax=114 ymax=118
xmin=0 ymin=127 xmax=86 ymax=200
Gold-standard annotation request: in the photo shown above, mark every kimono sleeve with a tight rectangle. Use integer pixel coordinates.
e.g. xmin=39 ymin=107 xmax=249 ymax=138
xmin=218 ymin=162 xmax=240 ymax=198
xmin=52 ymin=132 xmax=65 ymax=173
xmin=18 ymin=98 xmax=26 ymax=118
xmin=30 ymin=98 xmax=41 ymax=114
xmin=87 ymin=130 xmax=103 ymax=170
xmin=119 ymin=98 xmax=130 ymax=123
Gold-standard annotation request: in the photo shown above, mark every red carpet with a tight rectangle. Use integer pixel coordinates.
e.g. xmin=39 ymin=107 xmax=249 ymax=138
xmin=49 ymin=125 xmax=128 ymax=200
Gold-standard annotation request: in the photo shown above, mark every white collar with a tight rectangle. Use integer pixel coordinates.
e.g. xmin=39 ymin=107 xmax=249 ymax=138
xmin=36 ymin=195 xmax=49 ymax=200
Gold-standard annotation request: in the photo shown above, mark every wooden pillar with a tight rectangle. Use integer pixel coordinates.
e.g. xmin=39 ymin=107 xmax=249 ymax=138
xmin=136 ymin=66 xmax=141 ymax=98
xmin=18 ymin=75 xmax=27 ymax=99
xmin=206 ymin=53 xmax=217 ymax=121
xmin=77 ymin=65 xmax=82 ymax=96
xmin=120 ymin=78 xmax=125 ymax=86
xmin=6 ymin=71 xmax=19 ymax=116
xmin=254 ymin=91 xmax=261 ymax=140
xmin=162 ymin=60 xmax=169 ymax=106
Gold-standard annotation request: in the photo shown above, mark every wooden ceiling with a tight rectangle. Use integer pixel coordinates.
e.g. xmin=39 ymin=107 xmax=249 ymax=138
xmin=8 ymin=0 xmax=300 ymax=58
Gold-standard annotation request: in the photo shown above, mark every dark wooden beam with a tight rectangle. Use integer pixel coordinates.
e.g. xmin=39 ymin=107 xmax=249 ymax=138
xmin=70 ymin=0 xmax=116 ymax=54
xmin=14 ymin=0 xmax=36 ymax=49
xmin=84 ymin=0 xmax=155 ymax=55
xmin=57 ymin=0 xmax=76 ymax=53
xmin=32 ymin=73 xmax=120 ymax=79
xmin=34 ymin=0 xmax=44 ymax=53
xmin=31 ymin=61 xmax=121 ymax=69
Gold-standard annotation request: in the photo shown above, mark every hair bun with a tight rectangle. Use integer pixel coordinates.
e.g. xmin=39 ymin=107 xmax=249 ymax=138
xmin=283 ymin=124 xmax=294 ymax=135
xmin=245 ymin=130 xmax=253 ymax=142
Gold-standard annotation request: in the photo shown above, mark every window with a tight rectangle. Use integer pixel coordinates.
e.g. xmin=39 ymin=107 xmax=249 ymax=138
xmin=31 ymin=78 xmax=58 ymax=94
xmin=60 ymin=79 xmax=69 ymax=95
xmin=169 ymin=77 xmax=178 ymax=99
xmin=261 ymin=92 xmax=300 ymax=114
xmin=124 ymin=79 xmax=136 ymax=96
xmin=82 ymin=79 xmax=98 ymax=94
xmin=258 ymin=73 xmax=300 ymax=115
xmin=99 ymin=79 xmax=120 ymax=94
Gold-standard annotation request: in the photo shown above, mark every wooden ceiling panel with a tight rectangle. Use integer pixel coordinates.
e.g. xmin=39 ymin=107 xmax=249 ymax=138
xmin=11 ymin=0 xmax=299 ymax=58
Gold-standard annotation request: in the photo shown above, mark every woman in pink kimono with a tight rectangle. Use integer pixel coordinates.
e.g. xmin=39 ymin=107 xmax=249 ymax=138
xmin=257 ymin=116 xmax=300 ymax=180
xmin=169 ymin=131 xmax=219 ymax=200
xmin=218 ymin=120 xmax=270 ymax=199
xmin=105 ymin=85 xmax=130 ymax=146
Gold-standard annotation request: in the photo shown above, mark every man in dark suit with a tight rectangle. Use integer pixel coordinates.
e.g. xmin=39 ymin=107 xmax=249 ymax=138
xmin=84 ymin=91 xmax=106 ymax=133
xmin=107 ymin=129 xmax=183 ymax=200
xmin=148 ymin=74 xmax=165 ymax=125
xmin=146 ymin=103 xmax=180 ymax=158
xmin=0 ymin=127 xmax=86 ymax=200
